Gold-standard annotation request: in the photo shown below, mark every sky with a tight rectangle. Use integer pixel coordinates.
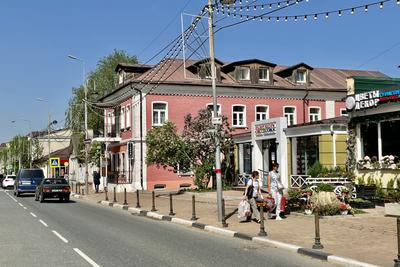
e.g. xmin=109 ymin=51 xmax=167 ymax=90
xmin=0 ymin=0 xmax=399 ymax=143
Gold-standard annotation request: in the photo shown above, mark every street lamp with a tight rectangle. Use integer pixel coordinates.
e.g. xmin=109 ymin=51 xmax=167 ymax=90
xmin=68 ymin=54 xmax=89 ymax=195
xmin=36 ymin=98 xmax=57 ymax=177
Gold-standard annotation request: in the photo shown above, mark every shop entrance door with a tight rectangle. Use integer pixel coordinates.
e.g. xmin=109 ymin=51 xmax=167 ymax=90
xmin=262 ymin=139 xmax=277 ymax=187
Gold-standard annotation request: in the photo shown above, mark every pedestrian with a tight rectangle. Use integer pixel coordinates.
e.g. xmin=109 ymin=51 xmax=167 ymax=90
xmin=93 ymin=170 xmax=100 ymax=193
xmin=268 ymin=163 xmax=284 ymax=220
xmin=243 ymin=170 xmax=264 ymax=223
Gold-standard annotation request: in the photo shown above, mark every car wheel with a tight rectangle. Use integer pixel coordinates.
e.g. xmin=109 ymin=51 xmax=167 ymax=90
xmin=13 ymin=190 xmax=16 ymax=196
xmin=39 ymin=193 xmax=44 ymax=203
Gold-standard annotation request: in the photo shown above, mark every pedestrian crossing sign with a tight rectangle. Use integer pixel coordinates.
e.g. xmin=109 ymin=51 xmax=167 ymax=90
xmin=50 ymin=157 xmax=60 ymax=168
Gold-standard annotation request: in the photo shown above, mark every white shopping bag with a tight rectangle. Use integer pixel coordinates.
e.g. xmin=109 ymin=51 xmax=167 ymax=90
xmin=237 ymin=199 xmax=251 ymax=219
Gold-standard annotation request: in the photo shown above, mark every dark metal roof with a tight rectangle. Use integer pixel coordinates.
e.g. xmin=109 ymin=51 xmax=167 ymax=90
xmin=221 ymin=59 xmax=277 ymax=73
xmin=288 ymin=116 xmax=348 ymax=128
xmin=275 ymin=62 xmax=314 ymax=77
xmin=115 ymin=63 xmax=153 ymax=73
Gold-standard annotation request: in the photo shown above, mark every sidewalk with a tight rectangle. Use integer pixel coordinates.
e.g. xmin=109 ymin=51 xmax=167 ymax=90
xmin=80 ymin=188 xmax=396 ymax=267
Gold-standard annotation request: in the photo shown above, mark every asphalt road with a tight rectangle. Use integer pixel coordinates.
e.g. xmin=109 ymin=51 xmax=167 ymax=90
xmin=0 ymin=189 xmax=333 ymax=267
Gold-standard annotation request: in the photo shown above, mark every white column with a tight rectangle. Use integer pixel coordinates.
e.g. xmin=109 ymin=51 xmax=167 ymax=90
xmin=238 ymin=144 xmax=244 ymax=174
xmin=356 ymin=124 xmax=362 ymax=160
xmin=291 ymin=137 xmax=298 ymax=175
xmin=252 ymin=140 xmax=263 ymax=174
xmin=378 ymin=122 xmax=382 ymax=160
xmin=332 ymin=133 xmax=337 ymax=167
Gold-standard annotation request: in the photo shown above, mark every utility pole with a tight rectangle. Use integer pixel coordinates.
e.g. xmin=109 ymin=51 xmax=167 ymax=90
xmin=208 ymin=0 xmax=223 ymax=222
xmin=48 ymin=114 xmax=51 ymax=178
xmin=84 ymin=63 xmax=89 ymax=195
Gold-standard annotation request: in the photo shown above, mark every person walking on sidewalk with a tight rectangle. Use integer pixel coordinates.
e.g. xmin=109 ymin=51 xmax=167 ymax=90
xmin=269 ymin=163 xmax=284 ymax=220
xmin=93 ymin=171 xmax=101 ymax=193
xmin=244 ymin=171 xmax=264 ymax=223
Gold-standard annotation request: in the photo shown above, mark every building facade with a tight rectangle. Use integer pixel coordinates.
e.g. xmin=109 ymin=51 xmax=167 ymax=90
xmin=97 ymin=58 xmax=386 ymax=191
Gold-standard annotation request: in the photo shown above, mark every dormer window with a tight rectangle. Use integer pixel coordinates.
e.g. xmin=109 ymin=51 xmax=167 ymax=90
xmin=295 ymin=69 xmax=307 ymax=84
xmin=204 ymin=64 xmax=212 ymax=79
xmin=238 ymin=67 xmax=250 ymax=81
xmin=258 ymin=67 xmax=270 ymax=82
xmin=118 ymin=71 xmax=125 ymax=84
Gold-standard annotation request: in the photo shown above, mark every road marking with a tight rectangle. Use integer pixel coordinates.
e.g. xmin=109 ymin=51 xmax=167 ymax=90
xmin=73 ymin=248 xmax=100 ymax=267
xmin=10 ymin=197 xmax=17 ymax=202
xmin=18 ymin=203 xmax=23 ymax=207
xmin=30 ymin=212 xmax=37 ymax=218
xmin=23 ymin=207 xmax=27 ymax=210
xmin=52 ymin=230 xmax=68 ymax=243
xmin=39 ymin=220 xmax=48 ymax=227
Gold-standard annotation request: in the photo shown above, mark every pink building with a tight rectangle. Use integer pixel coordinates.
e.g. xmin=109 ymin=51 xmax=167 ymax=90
xmin=96 ymin=58 xmax=385 ymax=191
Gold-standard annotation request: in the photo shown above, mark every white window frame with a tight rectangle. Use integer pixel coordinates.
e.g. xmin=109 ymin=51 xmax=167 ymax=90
xmin=340 ymin=108 xmax=348 ymax=116
xmin=238 ymin=67 xmax=250 ymax=81
xmin=283 ymin=106 xmax=297 ymax=126
xmin=107 ymin=113 xmax=112 ymax=134
xmin=295 ymin=69 xmax=307 ymax=84
xmin=126 ymin=105 xmax=131 ymax=129
xmin=232 ymin=104 xmax=246 ymax=128
xmin=255 ymin=105 xmax=269 ymax=121
xmin=308 ymin=106 xmax=321 ymax=122
xmin=206 ymin=103 xmax=222 ymax=118
xmin=258 ymin=67 xmax=270 ymax=82
xmin=152 ymin=101 xmax=168 ymax=126
xmin=120 ymin=107 xmax=126 ymax=130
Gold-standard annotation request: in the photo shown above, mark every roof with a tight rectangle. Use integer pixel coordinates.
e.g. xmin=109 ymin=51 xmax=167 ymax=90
xmin=275 ymin=62 xmax=314 ymax=77
xmin=288 ymin=116 xmax=348 ymax=128
xmin=115 ymin=63 xmax=153 ymax=73
xmin=221 ymin=59 xmax=277 ymax=73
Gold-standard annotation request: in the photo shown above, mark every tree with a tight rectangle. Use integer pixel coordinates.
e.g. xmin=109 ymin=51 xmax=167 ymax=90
xmin=146 ymin=109 xmax=233 ymax=189
xmin=88 ymin=141 xmax=102 ymax=167
xmin=65 ymin=49 xmax=138 ymax=134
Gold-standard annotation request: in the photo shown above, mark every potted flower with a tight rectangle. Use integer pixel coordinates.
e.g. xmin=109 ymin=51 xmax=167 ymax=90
xmin=339 ymin=203 xmax=351 ymax=215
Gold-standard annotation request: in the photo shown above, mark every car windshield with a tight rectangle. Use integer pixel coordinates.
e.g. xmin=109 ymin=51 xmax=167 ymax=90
xmin=43 ymin=179 xmax=67 ymax=185
xmin=20 ymin=170 xmax=44 ymax=179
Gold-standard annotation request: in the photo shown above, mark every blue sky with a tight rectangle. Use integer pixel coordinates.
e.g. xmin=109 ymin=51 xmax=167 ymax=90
xmin=0 ymin=0 xmax=399 ymax=143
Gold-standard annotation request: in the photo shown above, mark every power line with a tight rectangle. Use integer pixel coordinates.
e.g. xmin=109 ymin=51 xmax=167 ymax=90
xmin=357 ymin=40 xmax=400 ymax=68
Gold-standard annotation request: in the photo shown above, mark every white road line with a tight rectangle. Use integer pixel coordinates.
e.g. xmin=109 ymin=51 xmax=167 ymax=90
xmin=73 ymin=248 xmax=100 ymax=267
xmin=52 ymin=230 xmax=68 ymax=243
xmin=18 ymin=203 xmax=23 ymax=207
xmin=30 ymin=212 xmax=37 ymax=218
xmin=39 ymin=220 xmax=48 ymax=227
xmin=23 ymin=207 xmax=27 ymax=210
xmin=10 ymin=197 xmax=17 ymax=202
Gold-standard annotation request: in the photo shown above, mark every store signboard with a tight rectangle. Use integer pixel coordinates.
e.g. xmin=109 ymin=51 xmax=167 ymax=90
xmin=254 ymin=122 xmax=277 ymax=138
xmin=252 ymin=118 xmax=286 ymax=141
xmin=347 ymin=87 xmax=400 ymax=111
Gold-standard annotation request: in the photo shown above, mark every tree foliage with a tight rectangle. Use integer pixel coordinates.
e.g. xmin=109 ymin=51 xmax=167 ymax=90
xmin=146 ymin=109 xmax=233 ymax=188
xmin=65 ymin=49 xmax=138 ymax=134
xmin=88 ymin=141 xmax=103 ymax=167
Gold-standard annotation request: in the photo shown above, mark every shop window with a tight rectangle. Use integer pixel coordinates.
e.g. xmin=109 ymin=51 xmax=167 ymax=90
xmin=206 ymin=103 xmax=221 ymax=118
xmin=284 ymin=106 xmax=296 ymax=126
xmin=237 ymin=67 xmax=250 ymax=81
xmin=340 ymin=109 xmax=348 ymax=116
xmin=296 ymin=136 xmax=319 ymax=175
xmin=360 ymin=123 xmax=378 ymax=159
xmin=126 ymin=105 xmax=131 ymax=128
xmin=309 ymin=107 xmax=321 ymax=122
xmin=152 ymin=102 xmax=167 ymax=126
xmin=232 ymin=105 xmax=246 ymax=127
xmin=381 ymin=120 xmax=400 ymax=158
xmin=258 ymin=68 xmax=270 ymax=82
xmin=255 ymin=105 xmax=269 ymax=121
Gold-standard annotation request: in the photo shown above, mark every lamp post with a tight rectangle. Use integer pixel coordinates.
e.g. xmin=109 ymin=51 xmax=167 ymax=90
xmin=68 ymin=54 xmax=89 ymax=195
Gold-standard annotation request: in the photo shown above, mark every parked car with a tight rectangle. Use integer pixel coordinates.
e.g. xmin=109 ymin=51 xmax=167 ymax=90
xmin=2 ymin=175 xmax=16 ymax=189
xmin=0 ymin=174 xmax=5 ymax=185
xmin=35 ymin=178 xmax=70 ymax=202
xmin=14 ymin=168 xmax=45 ymax=197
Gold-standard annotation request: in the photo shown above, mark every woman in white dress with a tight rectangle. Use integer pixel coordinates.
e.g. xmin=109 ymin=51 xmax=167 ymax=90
xmin=268 ymin=163 xmax=284 ymax=220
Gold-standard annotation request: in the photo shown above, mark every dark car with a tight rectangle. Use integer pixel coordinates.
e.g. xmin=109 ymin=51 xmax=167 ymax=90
xmin=14 ymin=168 xmax=45 ymax=196
xmin=35 ymin=178 xmax=71 ymax=202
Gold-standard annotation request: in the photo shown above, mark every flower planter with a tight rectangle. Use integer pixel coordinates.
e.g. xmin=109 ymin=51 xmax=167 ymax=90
xmin=340 ymin=210 xmax=349 ymax=216
xmin=356 ymin=185 xmax=376 ymax=199
xmin=304 ymin=209 xmax=313 ymax=215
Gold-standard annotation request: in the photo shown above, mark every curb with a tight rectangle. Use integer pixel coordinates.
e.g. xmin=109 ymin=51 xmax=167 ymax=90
xmin=93 ymin=198 xmax=381 ymax=267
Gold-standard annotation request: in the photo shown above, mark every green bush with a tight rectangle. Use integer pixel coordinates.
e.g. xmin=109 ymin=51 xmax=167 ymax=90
xmin=315 ymin=183 xmax=334 ymax=192
xmin=356 ymin=176 xmax=365 ymax=185
xmin=307 ymin=161 xmax=324 ymax=177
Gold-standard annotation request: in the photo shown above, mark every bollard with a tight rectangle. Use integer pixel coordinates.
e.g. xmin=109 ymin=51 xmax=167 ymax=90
xmin=82 ymin=188 xmax=85 ymax=196
xmin=136 ymin=190 xmax=141 ymax=208
xmin=151 ymin=191 xmax=156 ymax=211
xmin=258 ymin=205 xmax=267 ymax=236
xmin=394 ymin=217 xmax=400 ymax=267
xmin=123 ymin=188 xmax=128 ymax=205
xmin=104 ymin=187 xmax=109 ymax=201
xmin=113 ymin=187 xmax=117 ymax=203
xmin=312 ymin=208 xmax=324 ymax=249
xmin=169 ymin=193 xmax=175 ymax=216
xmin=75 ymin=183 xmax=77 ymax=194
xmin=191 ymin=195 xmax=197 ymax=221
xmin=78 ymin=184 xmax=81 ymax=195
xmin=221 ymin=198 xmax=228 ymax=228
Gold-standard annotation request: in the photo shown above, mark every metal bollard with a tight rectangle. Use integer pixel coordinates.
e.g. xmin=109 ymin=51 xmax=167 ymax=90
xmin=169 ymin=193 xmax=175 ymax=216
xmin=82 ymin=188 xmax=85 ymax=196
xmin=312 ymin=208 xmax=324 ymax=249
xmin=113 ymin=187 xmax=117 ymax=203
xmin=123 ymin=188 xmax=128 ymax=205
xmin=394 ymin=217 xmax=400 ymax=267
xmin=151 ymin=191 xmax=156 ymax=211
xmin=78 ymin=184 xmax=81 ymax=195
xmin=221 ymin=198 xmax=228 ymax=228
xmin=136 ymin=190 xmax=141 ymax=208
xmin=191 ymin=195 xmax=197 ymax=221
xmin=75 ymin=183 xmax=77 ymax=194
xmin=258 ymin=205 xmax=267 ymax=236
xmin=105 ymin=187 xmax=109 ymax=201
